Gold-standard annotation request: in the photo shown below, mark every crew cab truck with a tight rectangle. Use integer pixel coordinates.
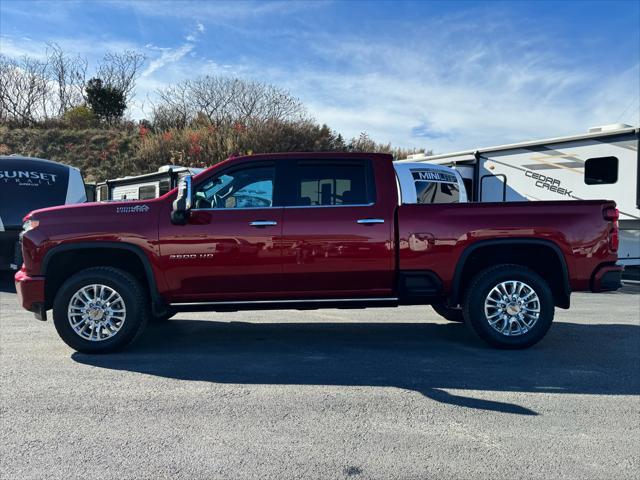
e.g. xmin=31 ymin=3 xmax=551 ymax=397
xmin=15 ymin=152 xmax=622 ymax=353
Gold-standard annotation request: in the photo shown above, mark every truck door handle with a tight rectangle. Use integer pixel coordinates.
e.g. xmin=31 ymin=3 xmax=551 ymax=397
xmin=357 ymin=218 xmax=385 ymax=225
xmin=249 ymin=220 xmax=278 ymax=227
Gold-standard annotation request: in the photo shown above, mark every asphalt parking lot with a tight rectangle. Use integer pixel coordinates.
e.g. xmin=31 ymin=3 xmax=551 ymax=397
xmin=1 ymin=274 xmax=638 ymax=480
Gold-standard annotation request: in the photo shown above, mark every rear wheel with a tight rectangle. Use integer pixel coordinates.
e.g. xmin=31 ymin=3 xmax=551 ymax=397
xmin=431 ymin=302 xmax=464 ymax=323
xmin=462 ymin=264 xmax=554 ymax=349
xmin=52 ymin=267 xmax=148 ymax=353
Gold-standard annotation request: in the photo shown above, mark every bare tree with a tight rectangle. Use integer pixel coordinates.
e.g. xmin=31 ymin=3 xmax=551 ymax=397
xmin=151 ymin=75 xmax=306 ymax=130
xmin=0 ymin=54 xmax=51 ymax=126
xmin=46 ymin=43 xmax=88 ymax=116
xmin=153 ymin=81 xmax=192 ymax=130
xmin=188 ymin=77 xmax=238 ymax=126
xmin=97 ymin=50 xmax=146 ymax=103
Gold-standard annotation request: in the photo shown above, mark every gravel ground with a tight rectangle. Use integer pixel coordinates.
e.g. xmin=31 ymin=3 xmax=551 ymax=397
xmin=1 ymin=274 xmax=639 ymax=480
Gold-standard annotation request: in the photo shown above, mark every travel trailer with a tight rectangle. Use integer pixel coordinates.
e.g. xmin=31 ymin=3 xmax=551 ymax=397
xmin=95 ymin=165 xmax=204 ymax=201
xmin=0 ymin=156 xmax=86 ymax=270
xmin=403 ymin=124 xmax=640 ymax=271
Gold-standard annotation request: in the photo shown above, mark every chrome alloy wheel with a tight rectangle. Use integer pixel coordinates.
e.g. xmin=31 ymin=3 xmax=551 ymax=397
xmin=67 ymin=284 xmax=126 ymax=341
xmin=484 ymin=280 xmax=540 ymax=336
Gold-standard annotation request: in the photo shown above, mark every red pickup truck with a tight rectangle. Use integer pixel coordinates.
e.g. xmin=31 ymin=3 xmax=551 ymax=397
xmin=15 ymin=152 xmax=622 ymax=353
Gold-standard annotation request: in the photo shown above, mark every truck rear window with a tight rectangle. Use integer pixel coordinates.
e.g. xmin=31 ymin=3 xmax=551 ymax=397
xmin=294 ymin=162 xmax=374 ymax=206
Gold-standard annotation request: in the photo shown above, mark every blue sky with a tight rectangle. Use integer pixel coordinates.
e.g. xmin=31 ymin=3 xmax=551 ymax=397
xmin=1 ymin=0 xmax=639 ymax=152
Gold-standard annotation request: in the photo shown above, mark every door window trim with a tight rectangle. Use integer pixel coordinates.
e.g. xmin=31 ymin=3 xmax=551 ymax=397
xmin=282 ymin=202 xmax=375 ymax=210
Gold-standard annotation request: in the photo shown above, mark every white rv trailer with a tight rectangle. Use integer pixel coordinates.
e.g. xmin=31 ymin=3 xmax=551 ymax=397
xmin=96 ymin=165 xmax=204 ymax=201
xmin=402 ymin=124 xmax=640 ymax=269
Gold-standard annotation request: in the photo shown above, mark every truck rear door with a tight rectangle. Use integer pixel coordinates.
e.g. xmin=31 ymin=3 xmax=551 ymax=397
xmin=280 ymin=157 xmax=395 ymax=297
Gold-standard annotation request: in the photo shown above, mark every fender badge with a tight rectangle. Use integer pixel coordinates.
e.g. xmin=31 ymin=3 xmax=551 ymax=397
xmin=116 ymin=204 xmax=150 ymax=213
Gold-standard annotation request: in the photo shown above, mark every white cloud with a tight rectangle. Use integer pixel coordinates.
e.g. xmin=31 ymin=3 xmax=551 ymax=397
xmin=141 ymin=43 xmax=194 ymax=77
xmin=2 ymin=2 xmax=638 ymax=152
xmin=111 ymin=0 xmax=327 ymax=22
xmin=0 ymin=35 xmax=49 ymax=60
xmin=260 ymin=28 xmax=639 ymax=151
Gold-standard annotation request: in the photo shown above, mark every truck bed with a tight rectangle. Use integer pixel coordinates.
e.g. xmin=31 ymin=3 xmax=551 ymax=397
xmin=397 ymin=199 xmax=617 ymax=293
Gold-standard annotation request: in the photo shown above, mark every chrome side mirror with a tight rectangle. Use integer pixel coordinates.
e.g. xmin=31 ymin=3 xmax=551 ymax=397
xmin=171 ymin=175 xmax=192 ymax=225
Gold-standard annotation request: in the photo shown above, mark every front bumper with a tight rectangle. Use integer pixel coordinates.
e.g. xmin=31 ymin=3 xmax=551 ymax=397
xmin=591 ymin=264 xmax=624 ymax=292
xmin=14 ymin=269 xmax=47 ymax=321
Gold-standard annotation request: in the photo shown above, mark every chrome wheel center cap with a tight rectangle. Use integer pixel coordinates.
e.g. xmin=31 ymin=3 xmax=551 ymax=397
xmin=506 ymin=303 xmax=521 ymax=316
xmin=88 ymin=308 xmax=104 ymax=321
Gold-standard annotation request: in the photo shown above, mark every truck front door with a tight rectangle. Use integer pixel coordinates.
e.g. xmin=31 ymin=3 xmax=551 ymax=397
xmin=159 ymin=162 xmax=284 ymax=301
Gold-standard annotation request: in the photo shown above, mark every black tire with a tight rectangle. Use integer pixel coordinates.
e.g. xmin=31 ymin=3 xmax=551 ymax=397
xmin=149 ymin=309 xmax=176 ymax=323
xmin=52 ymin=267 xmax=148 ymax=353
xmin=431 ymin=302 xmax=464 ymax=322
xmin=462 ymin=264 xmax=554 ymax=349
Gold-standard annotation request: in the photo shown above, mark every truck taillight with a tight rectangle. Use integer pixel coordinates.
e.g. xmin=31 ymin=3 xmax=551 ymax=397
xmin=603 ymin=207 xmax=619 ymax=221
xmin=604 ymin=207 xmax=619 ymax=252
xmin=609 ymin=229 xmax=619 ymax=252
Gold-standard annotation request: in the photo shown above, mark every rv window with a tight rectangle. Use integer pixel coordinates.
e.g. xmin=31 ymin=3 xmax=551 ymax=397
xmin=415 ymin=181 xmax=460 ymax=204
xmin=584 ymin=156 xmax=618 ymax=185
xmin=158 ymin=180 xmax=171 ymax=196
xmin=462 ymin=178 xmax=473 ymax=199
xmin=97 ymin=185 xmax=109 ymax=201
xmin=138 ymin=185 xmax=157 ymax=199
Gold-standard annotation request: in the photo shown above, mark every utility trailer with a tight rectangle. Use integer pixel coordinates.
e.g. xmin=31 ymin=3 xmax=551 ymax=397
xmin=403 ymin=124 xmax=640 ymax=272
xmin=95 ymin=165 xmax=204 ymax=201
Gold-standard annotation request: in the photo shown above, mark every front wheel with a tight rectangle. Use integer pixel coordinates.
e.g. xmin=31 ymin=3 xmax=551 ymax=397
xmin=52 ymin=267 xmax=148 ymax=353
xmin=431 ymin=302 xmax=464 ymax=322
xmin=462 ymin=264 xmax=554 ymax=349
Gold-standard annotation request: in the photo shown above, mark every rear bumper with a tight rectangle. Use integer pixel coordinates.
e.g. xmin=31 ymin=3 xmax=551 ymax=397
xmin=591 ymin=264 xmax=624 ymax=292
xmin=14 ymin=269 xmax=47 ymax=321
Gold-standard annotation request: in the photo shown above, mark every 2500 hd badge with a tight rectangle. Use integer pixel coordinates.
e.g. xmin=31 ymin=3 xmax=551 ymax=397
xmin=169 ymin=253 xmax=215 ymax=260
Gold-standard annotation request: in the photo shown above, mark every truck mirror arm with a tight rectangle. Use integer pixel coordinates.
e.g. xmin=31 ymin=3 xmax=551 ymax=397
xmin=171 ymin=175 xmax=192 ymax=225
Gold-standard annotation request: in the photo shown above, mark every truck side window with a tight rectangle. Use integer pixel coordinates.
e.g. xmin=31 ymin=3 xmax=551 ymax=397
xmin=293 ymin=162 xmax=373 ymax=206
xmin=584 ymin=156 xmax=618 ymax=185
xmin=193 ymin=165 xmax=274 ymax=209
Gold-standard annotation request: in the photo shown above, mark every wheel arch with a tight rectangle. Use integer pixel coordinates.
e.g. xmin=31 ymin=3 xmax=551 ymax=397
xmin=449 ymin=238 xmax=570 ymax=309
xmin=41 ymin=242 xmax=164 ymax=313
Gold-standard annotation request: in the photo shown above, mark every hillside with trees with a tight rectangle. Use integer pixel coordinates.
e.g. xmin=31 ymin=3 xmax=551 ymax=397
xmin=0 ymin=45 xmax=428 ymax=182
